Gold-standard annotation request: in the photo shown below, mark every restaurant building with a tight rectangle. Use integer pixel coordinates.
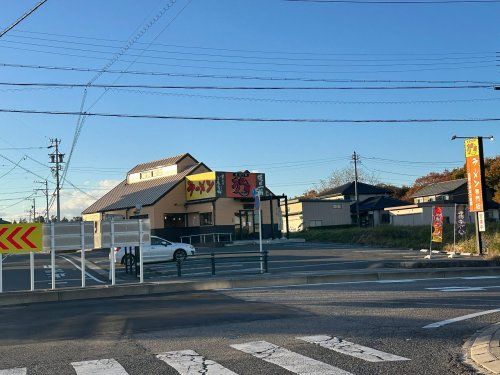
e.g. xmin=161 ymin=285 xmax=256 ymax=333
xmin=82 ymin=153 xmax=287 ymax=242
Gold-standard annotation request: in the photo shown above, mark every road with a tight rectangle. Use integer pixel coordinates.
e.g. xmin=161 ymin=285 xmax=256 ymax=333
xmin=0 ymin=275 xmax=499 ymax=374
xmin=0 ymin=242 xmax=444 ymax=291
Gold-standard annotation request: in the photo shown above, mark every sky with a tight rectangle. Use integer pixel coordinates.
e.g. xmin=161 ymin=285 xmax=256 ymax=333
xmin=0 ymin=0 xmax=498 ymax=221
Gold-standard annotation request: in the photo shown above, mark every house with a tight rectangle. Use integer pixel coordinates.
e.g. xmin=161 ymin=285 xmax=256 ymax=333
xmin=82 ymin=153 xmax=285 ymax=243
xmin=286 ymin=198 xmax=352 ymax=232
xmin=283 ymin=181 xmax=400 ymax=231
xmin=0 ymin=218 xmax=10 ymax=224
xmin=352 ymin=196 xmax=412 ymax=227
xmin=386 ymin=179 xmax=499 ymax=225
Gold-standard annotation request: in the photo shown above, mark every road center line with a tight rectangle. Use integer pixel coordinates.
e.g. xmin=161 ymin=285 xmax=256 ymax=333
xmin=423 ymin=308 xmax=500 ymax=329
xmin=59 ymin=255 xmax=105 ymax=284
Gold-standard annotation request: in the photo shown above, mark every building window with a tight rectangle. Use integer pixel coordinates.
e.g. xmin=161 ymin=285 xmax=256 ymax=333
xmin=200 ymin=212 xmax=213 ymax=226
xmin=332 ymin=204 xmax=342 ymax=209
xmin=164 ymin=213 xmax=186 ymax=228
xmin=309 ymin=220 xmax=323 ymax=227
xmin=140 ymin=170 xmax=153 ymax=179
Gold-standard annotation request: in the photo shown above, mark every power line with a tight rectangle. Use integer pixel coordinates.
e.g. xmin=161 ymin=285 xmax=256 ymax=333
xmin=1 ymin=38 xmax=497 ymax=68
xmin=1 ymin=44 xmax=495 ymax=74
xmin=0 ymin=82 xmax=493 ymax=90
xmin=11 ymin=29 xmax=497 ymax=57
xmin=1 ymin=62 xmax=496 ymax=84
xmin=109 ymin=88 xmax=500 ymax=105
xmin=285 ymin=0 xmax=500 ymax=4
xmin=0 ymin=1 xmax=48 ymax=38
xmin=1 ymin=108 xmax=500 ymax=124
xmin=0 ymin=146 xmax=47 ymax=150
xmin=3 ymin=34 xmax=498 ymax=62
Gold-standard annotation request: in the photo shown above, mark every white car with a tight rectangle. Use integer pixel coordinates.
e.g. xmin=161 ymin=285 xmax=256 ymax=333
xmin=113 ymin=236 xmax=196 ymax=264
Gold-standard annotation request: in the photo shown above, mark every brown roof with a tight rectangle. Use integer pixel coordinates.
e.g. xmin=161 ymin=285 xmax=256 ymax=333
xmin=127 ymin=153 xmax=196 ymax=174
xmin=82 ymin=163 xmax=207 ymax=214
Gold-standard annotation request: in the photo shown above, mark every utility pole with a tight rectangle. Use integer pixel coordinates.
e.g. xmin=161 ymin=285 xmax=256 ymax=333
xmin=35 ymin=180 xmax=49 ymax=222
xmin=352 ymin=151 xmax=360 ymax=227
xmin=49 ymin=139 xmax=64 ymax=222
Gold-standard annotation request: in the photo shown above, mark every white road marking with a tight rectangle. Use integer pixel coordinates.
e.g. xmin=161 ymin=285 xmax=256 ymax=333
xmin=157 ymin=350 xmax=238 ymax=375
xmin=231 ymin=341 xmax=353 ymax=375
xmin=297 ymin=335 xmax=410 ymax=362
xmin=462 ymin=276 xmax=500 ymax=280
xmin=217 ymin=275 xmax=500 ymax=292
xmin=0 ymin=368 xmax=27 ymax=375
xmin=423 ymin=308 xmax=500 ymax=329
xmin=426 ymin=285 xmax=500 ymax=292
xmin=71 ymin=359 xmax=128 ymax=374
xmin=59 ymin=255 xmax=105 ymax=284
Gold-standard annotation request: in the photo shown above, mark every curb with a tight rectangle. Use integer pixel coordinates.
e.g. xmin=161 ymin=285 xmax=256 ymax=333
xmin=470 ymin=322 xmax=500 ymax=374
xmin=0 ymin=266 xmax=499 ymax=307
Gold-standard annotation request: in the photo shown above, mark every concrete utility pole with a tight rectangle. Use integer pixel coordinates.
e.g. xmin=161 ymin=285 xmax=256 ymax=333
xmin=31 ymin=198 xmax=36 ymax=222
xmin=451 ymin=135 xmax=494 ymax=255
xmin=49 ymin=139 xmax=64 ymax=222
xmin=352 ymin=151 xmax=360 ymax=227
xmin=35 ymin=180 xmax=49 ymax=222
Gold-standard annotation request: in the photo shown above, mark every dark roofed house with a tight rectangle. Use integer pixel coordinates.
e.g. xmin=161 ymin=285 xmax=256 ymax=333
xmin=318 ymin=181 xmax=391 ymax=201
xmin=410 ymin=178 xmax=468 ymax=204
xmin=352 ymin=196 xmax=412 ymax=226
xmin=82 ymin=153 xmax=284 ymax=242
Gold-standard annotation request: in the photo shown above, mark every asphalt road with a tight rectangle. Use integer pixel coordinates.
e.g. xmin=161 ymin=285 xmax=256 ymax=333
xmin=0 ymin=242 xmax=433 ymax=291
xmin=0 ymin=275 xmax=499 ymax=374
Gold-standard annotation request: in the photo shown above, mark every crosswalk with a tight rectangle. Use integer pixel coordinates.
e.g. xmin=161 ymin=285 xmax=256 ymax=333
xmin=0 ymin=334 xmax=409 ymax=374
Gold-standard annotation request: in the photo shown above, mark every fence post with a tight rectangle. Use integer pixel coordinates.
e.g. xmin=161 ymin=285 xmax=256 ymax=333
xmin=263 ymin=250 xmax=269 ymax=273
xmin=176 ymin=259 xmax=182 ymax=277
xmin=30 ymin=252 xmax=35 ymax=291
xmin=139 ymin=219 xmax=144 ymax=283
xmin=51 ymin=222 xmax=55 ymax=290
xmin=110 ymin=220 xmax=115 ymax=286
xmin=0 ymin=254 xmax=3 ymax=293
xmin=81 ymin=221 xmax=85 ymax=288
xmin=211 ymin=252 xmax=216 ymax=276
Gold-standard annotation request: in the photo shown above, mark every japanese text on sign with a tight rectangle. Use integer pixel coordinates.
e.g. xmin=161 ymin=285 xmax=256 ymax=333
xmin=185 ymin=172 xmax=216 ymax=201
xmin=431 ymin=206 xmax=443 ymax=243
xmin=464 ymin=138 xmax=484 ymax=212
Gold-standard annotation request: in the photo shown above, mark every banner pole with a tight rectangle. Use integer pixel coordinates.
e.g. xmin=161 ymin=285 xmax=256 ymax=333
xmin=453 ymin=204 xmax=457 ymax=253
xmin=139 ymin=219 xmax=144 ymax=284
xmin=429 ymin=206 xmax=434 ymax=259
xmin=30 ymin=252 xmax=34 ymax=291
xmin=111 ymin=220 xmax=115 ymax=286
xmin=81 ymin=221 xmax=85 ymax=288
xmin=51 ymin=222 xmax=55 ymax=290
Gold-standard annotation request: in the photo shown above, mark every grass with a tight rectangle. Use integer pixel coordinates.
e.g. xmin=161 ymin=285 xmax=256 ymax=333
xmin=291 ymin=222 xmax=500 ymax=255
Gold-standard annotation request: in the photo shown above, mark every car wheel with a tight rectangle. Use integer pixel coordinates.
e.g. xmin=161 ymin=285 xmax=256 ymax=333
xmin=173 ymin=249 xmax=187 ymax=262
xmin=121 ymin=253 xmax=136 ymax=265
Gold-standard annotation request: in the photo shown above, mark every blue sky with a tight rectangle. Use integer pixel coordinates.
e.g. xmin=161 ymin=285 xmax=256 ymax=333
xmin=0 ymin=0 xmax=498 ymax=220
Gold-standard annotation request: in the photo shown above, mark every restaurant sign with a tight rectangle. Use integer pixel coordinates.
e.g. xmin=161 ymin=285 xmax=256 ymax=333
xmin=464 ymin=138 xmax=485 ymax=212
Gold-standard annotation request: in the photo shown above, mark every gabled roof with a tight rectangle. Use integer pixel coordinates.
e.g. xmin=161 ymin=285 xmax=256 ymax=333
xmin=318 ymin=181 xmax=391 ymax=198
xmin=83 ymin=163 xmax=207 ymax=214
xmin=127 ymin=153 xmax=196 ymax=174
xmin=352 ymin=196 xmax=412 ymax=213
xmin=410 ymin=178 xmax=467 ymax=198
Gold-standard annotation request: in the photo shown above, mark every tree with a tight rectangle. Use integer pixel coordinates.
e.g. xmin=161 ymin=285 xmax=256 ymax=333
xmin=378 ymin=184 xmax=411 ymax=200
xmin=304 ymin=166 xmax=379 ymax=197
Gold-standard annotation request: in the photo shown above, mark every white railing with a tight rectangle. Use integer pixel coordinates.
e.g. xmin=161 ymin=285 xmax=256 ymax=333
xmin=180 ymin=232 xmax=232 ymax=245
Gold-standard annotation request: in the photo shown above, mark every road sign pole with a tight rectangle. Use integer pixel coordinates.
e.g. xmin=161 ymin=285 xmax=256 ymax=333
xmin=110 ymin=220 xmax=115 ymax=286
xmin=428 ymin=206 xmax=434 ymax=259
xmin=0 ymin=254 xmax=3 ymax=293
xmin=51 ymin=222 xmax=55 ymax=290
xmin=139 ymin=219 xmax=144 ymax=284
xmin=453 ymin=204 xmax=457 ymax=253
xmin=81 ymin=221 xmax=85 ymax=288
xmin=30 ymin=252 xmax=34 ymax=291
